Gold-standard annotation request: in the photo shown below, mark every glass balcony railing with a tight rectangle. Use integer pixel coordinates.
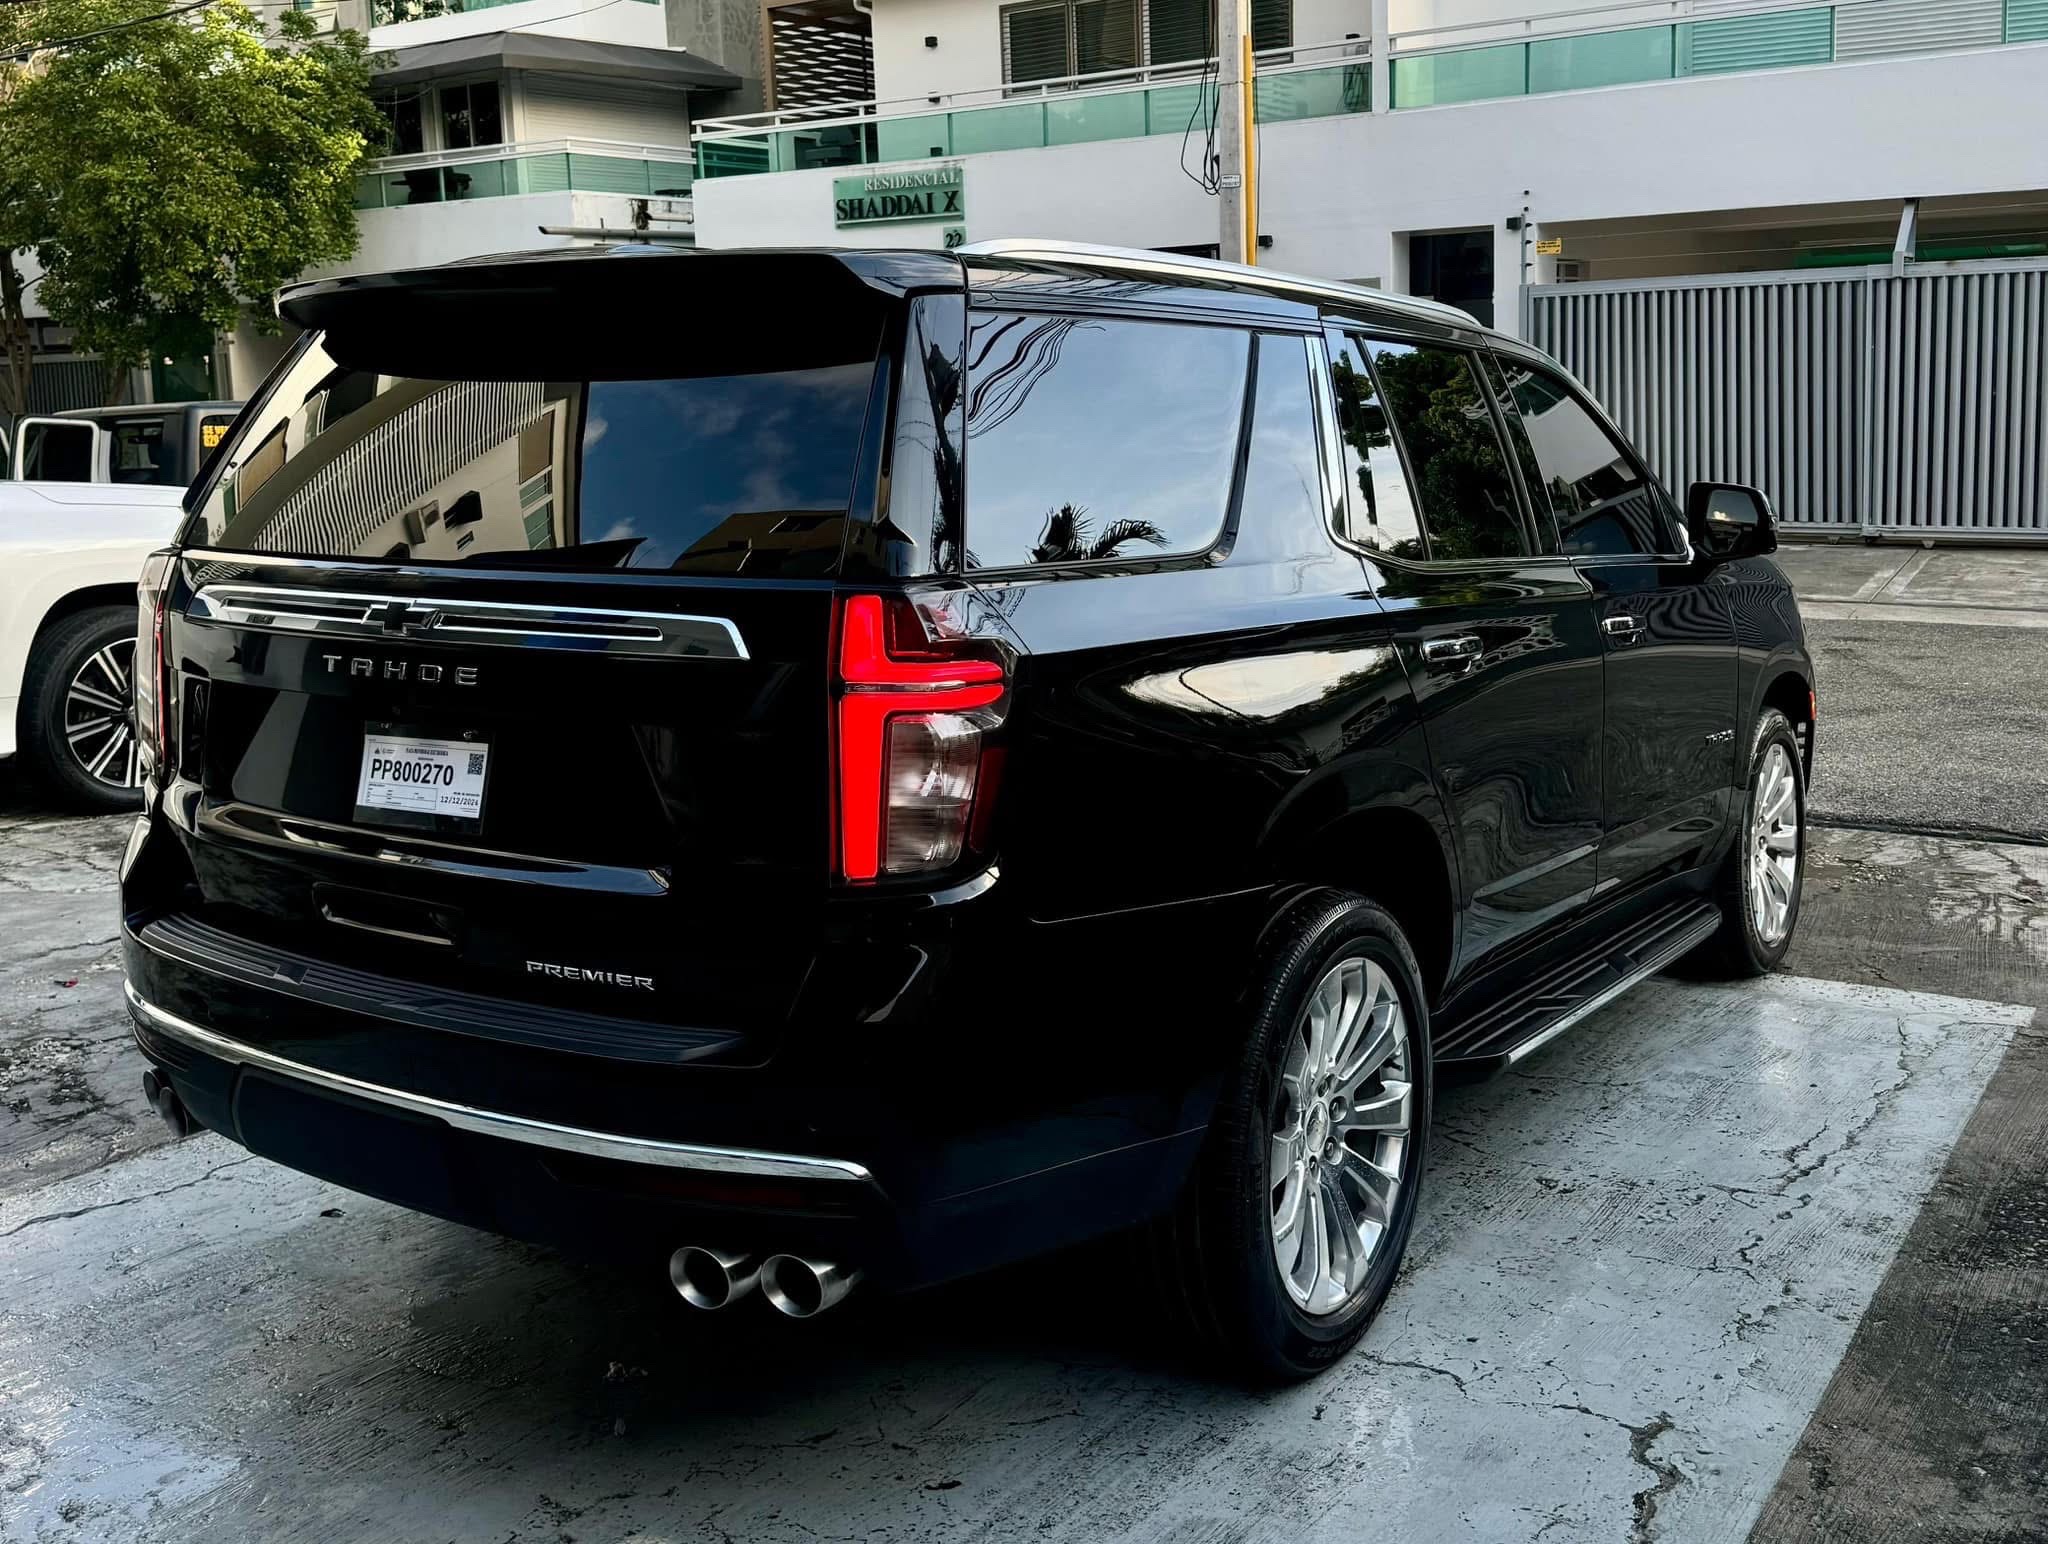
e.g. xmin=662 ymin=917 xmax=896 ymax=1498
xmin=695 ymin=0 xmax=2048 ymax=180
xmin=695 ymin=43 xmax=1371 ymax=179
xmin=354 ymin=138 xmax=694 ymax=210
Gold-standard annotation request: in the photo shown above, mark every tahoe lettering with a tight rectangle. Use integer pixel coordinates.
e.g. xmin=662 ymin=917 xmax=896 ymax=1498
xmin=323 ymin=654 xmax=478 ymax=685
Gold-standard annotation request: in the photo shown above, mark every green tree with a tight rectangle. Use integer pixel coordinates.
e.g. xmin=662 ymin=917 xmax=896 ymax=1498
xmin=0 ymin=0 xmax=384 ymax=413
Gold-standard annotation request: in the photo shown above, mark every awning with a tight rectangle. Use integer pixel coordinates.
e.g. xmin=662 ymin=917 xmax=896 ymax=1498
xmin=377 ymin=32 xmax=742 ymax=92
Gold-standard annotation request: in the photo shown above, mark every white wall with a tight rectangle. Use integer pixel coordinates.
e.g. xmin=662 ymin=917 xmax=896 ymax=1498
xmin=321 ymin=190 xmax=663 ymax=279
xmin=870 ymin=0 xmax=1003 ymax=105
xmin=697 ymin=39 xmax=2048 ymax=330
xmin=369 ymin=0 xmax=670 ymax=52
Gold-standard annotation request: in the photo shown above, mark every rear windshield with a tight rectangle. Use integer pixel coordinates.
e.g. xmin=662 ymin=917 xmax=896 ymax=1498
xmin=180 ymin=334 xmax=879 ymax=576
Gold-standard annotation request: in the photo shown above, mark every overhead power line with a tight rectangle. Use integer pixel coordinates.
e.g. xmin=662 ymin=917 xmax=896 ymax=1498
xmin=1 ymin=0 xmax=214 ymax=61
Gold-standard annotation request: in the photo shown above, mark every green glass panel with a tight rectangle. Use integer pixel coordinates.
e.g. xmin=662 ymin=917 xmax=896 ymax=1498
xmin=444 ymin=158 xmax=507 ymax=200
xmin=567 ymin=154 xmax=651 ymax=194
xmin=1145 ymin=79 xmax=1217 ymax=134
xmin=1677 ymin=9 xmax=1833 ymax=74
xmin=949 ymin=101 xmax=1046 ymax=154
xmin=1254 ymin=61 xmax=1372 ymax=122
xmin=1528 ymin=25 xmax=1673 ymax=93
xmin=353 ymin=174 xmax=386 ymax=211
xmin=1046 ymin=87 xmax=1148 ymax=144
xmin=775 ymin=124 xmax=870 ymax=171
xmin=2009 ymin=0 xmax=2048 ymax=41
xmin=876 ymin=113 xmax=952 ymax=163
xmin=510 ymin=153 xmax=570 ymax=195
xmin=1392 ymin=42 xmax=1527 ymax=107
xmin=383 ymin=166 xmax=445 ymax=205
xmin=646 ymin=159 xmax=693 ymax=195
xmin=696 ymin=137 xmax=772 ymax=178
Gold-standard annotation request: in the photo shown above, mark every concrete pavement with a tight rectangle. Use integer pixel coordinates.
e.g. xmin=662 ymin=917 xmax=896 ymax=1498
xmin=1775 ymin=544 xmax=2048 ymax=842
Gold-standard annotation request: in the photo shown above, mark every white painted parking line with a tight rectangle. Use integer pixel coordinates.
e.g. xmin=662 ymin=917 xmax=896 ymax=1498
xmin=0 ymin=975 xmax=2030 ymax=1544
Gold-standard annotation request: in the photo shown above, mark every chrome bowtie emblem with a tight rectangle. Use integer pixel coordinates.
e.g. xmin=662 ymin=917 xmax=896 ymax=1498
xmin=376 ymin=601 xmax=443 ymax=637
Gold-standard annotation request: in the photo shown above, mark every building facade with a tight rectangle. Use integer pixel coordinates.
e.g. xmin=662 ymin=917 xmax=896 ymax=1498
xmin=682 ymin=0 xmax=2048 ymax=536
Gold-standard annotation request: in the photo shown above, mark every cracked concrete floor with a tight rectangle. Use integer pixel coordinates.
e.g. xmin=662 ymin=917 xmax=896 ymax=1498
xmin=1 ymin=768 xmax=2043 ymax=1544
xmin=0 ymin=970 xmax=2028 ymax=1540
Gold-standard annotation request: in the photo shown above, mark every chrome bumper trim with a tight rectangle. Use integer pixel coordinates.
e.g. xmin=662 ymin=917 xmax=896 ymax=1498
xmin=123 ymin=982 xmax=874 ymax=1184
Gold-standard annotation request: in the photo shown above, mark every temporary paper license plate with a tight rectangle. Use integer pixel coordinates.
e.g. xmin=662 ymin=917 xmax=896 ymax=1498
xmin=355 ymin=731 xmax=489 ymax=826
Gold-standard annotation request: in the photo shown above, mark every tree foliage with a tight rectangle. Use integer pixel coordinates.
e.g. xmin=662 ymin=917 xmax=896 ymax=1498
xmin=0 ymin=0 xmax=384 ymax=411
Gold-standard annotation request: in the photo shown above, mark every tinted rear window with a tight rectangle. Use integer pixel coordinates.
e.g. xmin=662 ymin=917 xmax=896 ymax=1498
xmin=181 ymin=335 xmax=878 ymax=576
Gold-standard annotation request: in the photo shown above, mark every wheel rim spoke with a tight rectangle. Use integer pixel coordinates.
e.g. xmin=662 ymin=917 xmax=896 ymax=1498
xmin=1270 ymin=953 xmax=1413 ymax=1317
xmin=65 ymin=638 xmax=142 ymax=788
xmin=1340 ymin=1079 xmax=1411 ymax=1134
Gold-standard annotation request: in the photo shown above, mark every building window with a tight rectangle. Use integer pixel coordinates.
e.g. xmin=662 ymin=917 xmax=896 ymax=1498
xmin=1146 ymin=0 xmax=1293 ymax=67
xmin=440 ymin=80 xmax=503 ymax=150
xmin=375 ymin=88 xmax=424 ymax=155
xmin=1001 ymin=0 xmax=1139 ymax=86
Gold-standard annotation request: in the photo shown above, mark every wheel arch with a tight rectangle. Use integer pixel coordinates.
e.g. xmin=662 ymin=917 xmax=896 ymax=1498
xmin=1756 ymin=660 xmax=1815 ymax=780
xmin=1258 ymin=788 xmax=1460 ymax=1011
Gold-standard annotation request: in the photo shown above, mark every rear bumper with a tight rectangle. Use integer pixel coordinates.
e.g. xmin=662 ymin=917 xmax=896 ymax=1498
xmin=121 ymin=866 xmax=1264 ymax=1289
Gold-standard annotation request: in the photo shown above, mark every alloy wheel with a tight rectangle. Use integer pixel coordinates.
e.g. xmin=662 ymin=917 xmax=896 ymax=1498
xmin=1269 ymin=955 xmax=1414 ymax=1317
xmin=64 ymin=639 xmax=141 ymax=790
xmin=1749 ymin=741 xmax=1800 ymax=946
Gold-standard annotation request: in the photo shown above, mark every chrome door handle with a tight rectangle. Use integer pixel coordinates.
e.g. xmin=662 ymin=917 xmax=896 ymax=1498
xmin=1420 ymin=634 xmax=1483 ymax=666
xmin=1602 ymin=614 xmax=1644 ymax=638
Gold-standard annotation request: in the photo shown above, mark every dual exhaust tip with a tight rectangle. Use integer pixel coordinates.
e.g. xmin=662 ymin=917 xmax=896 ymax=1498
xmin=669 ymin=1246 xmax=860 ymax=1318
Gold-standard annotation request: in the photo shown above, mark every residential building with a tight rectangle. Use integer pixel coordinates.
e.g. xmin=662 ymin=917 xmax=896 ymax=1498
xmin=686 ymin=0 xmax=2048 ymax=537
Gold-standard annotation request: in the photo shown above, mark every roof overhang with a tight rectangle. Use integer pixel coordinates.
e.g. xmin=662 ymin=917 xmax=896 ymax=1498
xmin=377 ymin=32 xmax=742 ymax=92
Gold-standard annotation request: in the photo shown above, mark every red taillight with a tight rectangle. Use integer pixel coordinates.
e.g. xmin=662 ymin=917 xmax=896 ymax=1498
xmin=134 ymin=550 xmax=175 ymax=781
xmin=833 ymin=593 xmax=1007 ymax=882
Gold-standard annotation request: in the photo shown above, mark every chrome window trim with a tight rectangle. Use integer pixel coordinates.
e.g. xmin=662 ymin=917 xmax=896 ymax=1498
xmin=186 ymin=584 xmax=750 ymax=661
xmin=124 ymin=983 xmax=875 ymax=1184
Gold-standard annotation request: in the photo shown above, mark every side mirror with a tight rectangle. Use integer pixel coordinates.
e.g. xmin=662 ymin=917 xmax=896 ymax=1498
xmin=1686 ymin=481 xmax=1777 ymax=564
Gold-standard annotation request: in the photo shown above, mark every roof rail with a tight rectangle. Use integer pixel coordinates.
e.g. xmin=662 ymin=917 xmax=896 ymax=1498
xmin=956 ymin=238 xmax=1485 ymax=331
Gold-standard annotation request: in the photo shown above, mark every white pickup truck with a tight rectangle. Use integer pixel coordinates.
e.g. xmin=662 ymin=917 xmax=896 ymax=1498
xmin=1 ymin=480 xmax=187 ymax=809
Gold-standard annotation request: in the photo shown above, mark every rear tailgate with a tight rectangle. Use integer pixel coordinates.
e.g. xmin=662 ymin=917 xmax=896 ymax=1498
xmin=163 ymin=558 xmax=833 ymax=1032
xmin=142 ymin=250 xmax=960 ymax=1042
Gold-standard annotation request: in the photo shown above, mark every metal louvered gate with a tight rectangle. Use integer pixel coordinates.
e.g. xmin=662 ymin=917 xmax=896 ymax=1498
xmin=1524 ymin=260 xmax=2048 ymax=539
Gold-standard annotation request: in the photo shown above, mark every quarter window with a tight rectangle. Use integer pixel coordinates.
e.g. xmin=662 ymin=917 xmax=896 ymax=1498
xmin=1366 ymin=340 xmax=1529 ymax=562
xmin=1326 ymin=330 xmax=1425 ymax=560
xmin=1236 ymin=333 xmax=1326 ymax=558
xmin=1502 ymin=362 xmax=1672 ymax=557
xmin=963 ymin=312 xmax=1248 ymax=569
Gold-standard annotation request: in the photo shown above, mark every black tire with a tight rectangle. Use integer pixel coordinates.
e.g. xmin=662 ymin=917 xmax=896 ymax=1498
xmin=1689 ymin=707 xmax=1805 ymax=978
xmin=17 ymin=605 xmax=144 ymax=814
xmin=1157 ymin=889 xmax=1433 ymax=1383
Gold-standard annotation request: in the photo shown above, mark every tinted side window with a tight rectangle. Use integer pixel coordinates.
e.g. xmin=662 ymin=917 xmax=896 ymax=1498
xmin=1367 ymin=340 xmax=1528 ymax=562
xmin=1326 ymin=329 xmax=1425 ymax=559
xmin=111 ymin=417 xmax=177 ymax=486
xmin=1505 ymin=362 xmax=1670 ymax=557
xmin=964 ymin=312 xmax=1248 ymax=570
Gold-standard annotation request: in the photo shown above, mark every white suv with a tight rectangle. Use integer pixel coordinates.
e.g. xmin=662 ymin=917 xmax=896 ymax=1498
xmin=1 ymin=479 xmax=187 ymax=808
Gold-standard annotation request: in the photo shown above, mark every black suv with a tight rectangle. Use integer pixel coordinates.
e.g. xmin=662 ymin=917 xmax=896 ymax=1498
xmin=120 ymin=242 xmax=1813 ymax=1379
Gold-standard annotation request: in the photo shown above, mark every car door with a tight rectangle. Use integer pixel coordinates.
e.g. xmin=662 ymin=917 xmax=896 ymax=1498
xmin=1323 ymin=325 xmax=1605 ymax=976
xmin=1488 ymin=350 xmax=1738 ymax=900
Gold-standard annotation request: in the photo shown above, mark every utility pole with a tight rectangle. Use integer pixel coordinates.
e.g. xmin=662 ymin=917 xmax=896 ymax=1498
xmin=1215 ymin=0 xmax=1254 ymax=265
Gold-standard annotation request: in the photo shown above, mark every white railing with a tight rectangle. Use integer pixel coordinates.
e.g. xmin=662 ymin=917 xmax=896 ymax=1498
xmin=692 ymin=34 xmax=1368 ymax=141
xmin=364 ymin=135 xmax=697 ymax=173
xmin=1388 ymin=0 xmax=1998 ymax=56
